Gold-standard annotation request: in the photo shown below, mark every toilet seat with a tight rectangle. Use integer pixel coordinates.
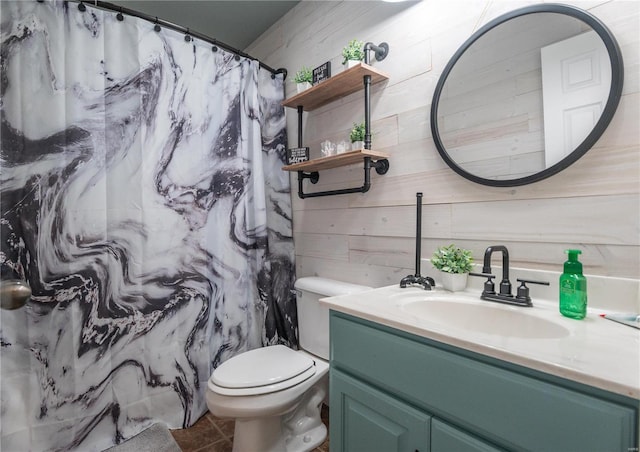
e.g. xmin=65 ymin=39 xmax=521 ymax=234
xmin=210 ymin=345 xmax=317 ymax=396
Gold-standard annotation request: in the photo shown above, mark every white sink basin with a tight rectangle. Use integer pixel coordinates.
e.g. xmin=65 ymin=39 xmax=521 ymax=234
xmin=399 ymin=299 xmax=571 ymax=339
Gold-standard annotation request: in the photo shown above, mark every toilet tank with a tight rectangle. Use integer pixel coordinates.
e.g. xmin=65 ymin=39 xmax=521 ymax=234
xmin=294 ymin=277 xmax=372 ymax=360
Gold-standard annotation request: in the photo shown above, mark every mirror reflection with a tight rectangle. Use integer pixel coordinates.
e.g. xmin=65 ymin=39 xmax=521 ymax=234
xmin=432 ymin=7 xmax=623 ymax=185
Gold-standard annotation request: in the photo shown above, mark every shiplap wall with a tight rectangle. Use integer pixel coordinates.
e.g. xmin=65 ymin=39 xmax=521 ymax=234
xmin=246 ymin=0 xmax=640 ymax=294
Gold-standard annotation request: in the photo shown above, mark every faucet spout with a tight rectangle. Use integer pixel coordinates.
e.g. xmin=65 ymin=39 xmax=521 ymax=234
xmin=483 ymin=245 xmax=511 ymax=297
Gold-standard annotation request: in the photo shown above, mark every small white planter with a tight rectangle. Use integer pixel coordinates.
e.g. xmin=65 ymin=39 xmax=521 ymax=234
xmin=351 ymin=141 xmax=364 ymax=151
xmin=296 ymin=82 xmax=312 ymax=93
xmin=344 ymin=60 xmax=361 ymax=70
xmin=439 ymin=272 xmax=468 ymax=292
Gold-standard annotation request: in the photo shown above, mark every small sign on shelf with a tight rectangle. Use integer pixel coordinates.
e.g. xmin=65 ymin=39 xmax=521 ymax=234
xmin=312 ymin=62 xmax=331 ymax=85
xmin=286 ymin=147 xmax=310 ymax=165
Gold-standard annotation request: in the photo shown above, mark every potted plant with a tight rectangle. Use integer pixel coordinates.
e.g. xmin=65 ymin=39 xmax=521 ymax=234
xmin=350 ymin=122 xmax=366 ymax=150
xmin=294 ymin=66 xmax=313 ymax=93
xmin=342 ymin=39 xmax=364 ymax=69
xmin=431 ymin=244 xmax=474 ymax=292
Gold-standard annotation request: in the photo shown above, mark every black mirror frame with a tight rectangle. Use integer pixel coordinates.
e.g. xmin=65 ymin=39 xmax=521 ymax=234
xmin=430 ymin=3 xmax=624 ymax=187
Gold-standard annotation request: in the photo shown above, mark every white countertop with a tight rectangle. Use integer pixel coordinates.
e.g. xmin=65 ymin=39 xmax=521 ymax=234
xmin=320 ymin=284 xmax=640 ymax=399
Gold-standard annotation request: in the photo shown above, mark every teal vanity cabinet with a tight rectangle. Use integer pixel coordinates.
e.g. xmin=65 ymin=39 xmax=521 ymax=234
xmin=329 ymin=312 xmax=638 ymax=452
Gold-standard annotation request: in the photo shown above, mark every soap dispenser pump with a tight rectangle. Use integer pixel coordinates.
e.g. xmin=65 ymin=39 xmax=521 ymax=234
xmin=559 ymin=249 xmax=587 ymax=319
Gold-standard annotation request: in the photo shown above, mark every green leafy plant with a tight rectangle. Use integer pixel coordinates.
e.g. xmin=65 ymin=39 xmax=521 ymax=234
xmin=293 ymin=66 xmax=313 ymax=84
xmin=349 ymin=122 xmax=366 ymax=143
xmin=342 ymin=39 xmax=365 ymax=65
xmin=431 ymin=244 xmax=474 ymax=274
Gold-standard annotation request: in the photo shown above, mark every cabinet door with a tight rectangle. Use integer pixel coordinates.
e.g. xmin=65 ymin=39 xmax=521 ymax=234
xmin=331 ymin=369 xmax=430 ymax=452
xmin=431 ymin=419 xmax=504 ymax=452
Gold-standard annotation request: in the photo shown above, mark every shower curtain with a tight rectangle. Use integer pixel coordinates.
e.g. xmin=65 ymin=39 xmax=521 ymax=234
xmin=0 ymin=1 xmax=296 ymax=450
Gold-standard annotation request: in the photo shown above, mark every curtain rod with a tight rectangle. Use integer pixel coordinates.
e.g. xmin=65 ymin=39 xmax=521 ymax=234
xmin=49 ymin=0 xmax=287 ymax=79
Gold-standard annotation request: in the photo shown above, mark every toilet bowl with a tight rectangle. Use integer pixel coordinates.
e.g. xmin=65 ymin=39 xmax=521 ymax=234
xmin=205 ymin=277 xmax=371 ymax=452
xmin=207 ymin=347 xmax=329 ymax=452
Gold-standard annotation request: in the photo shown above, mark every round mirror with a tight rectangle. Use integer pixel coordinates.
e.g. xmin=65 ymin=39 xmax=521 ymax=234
xmin=431 ymin=4 xmax=624 ymax=186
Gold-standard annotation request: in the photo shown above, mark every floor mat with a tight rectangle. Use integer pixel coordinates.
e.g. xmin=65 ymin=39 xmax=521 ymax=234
xmin=105 ymin=424 xmax=181 ymax=452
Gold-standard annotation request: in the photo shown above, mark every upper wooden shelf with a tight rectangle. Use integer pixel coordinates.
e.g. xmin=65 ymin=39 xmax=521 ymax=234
xmin=282 ymin=149 xmax=389 ymax=172
xmin=282 ymin=63 xmax=390 ymax=111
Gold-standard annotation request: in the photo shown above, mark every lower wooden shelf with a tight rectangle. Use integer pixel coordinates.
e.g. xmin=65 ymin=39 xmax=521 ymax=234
xmin=282 ymin=149 xmax=389 ymax=172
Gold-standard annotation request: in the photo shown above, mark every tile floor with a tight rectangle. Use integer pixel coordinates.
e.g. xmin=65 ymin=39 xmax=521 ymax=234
xmin=170 ymin=404 xmax=330 ymax=452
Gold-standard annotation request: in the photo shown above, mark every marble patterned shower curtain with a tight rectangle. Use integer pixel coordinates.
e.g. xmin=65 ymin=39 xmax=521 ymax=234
xmin=0 ymin=1 xmax=295 ymax=450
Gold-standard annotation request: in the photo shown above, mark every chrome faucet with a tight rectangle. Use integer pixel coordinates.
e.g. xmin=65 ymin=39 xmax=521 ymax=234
xmin=470 ymin=245 xmax=548 ymax=307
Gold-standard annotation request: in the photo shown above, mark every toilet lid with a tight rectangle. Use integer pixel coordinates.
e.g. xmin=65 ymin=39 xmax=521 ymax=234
xmin=212 ymin=345 xmax=314 ymax=390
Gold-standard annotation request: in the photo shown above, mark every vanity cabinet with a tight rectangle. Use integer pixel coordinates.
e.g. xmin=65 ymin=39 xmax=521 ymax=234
xmin=329 ymin=311 xmax=638 ymax=452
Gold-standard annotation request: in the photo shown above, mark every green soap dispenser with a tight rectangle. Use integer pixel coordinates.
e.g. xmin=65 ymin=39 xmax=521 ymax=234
xmin=559 ymin=249 xmax=587 ymax=319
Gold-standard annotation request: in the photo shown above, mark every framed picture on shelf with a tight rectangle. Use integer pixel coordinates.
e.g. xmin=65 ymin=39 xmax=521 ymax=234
xmin=312 ymin=62 xmax=331 ymax=85
xmin=286 ymin=147 xmax=310 ymax=165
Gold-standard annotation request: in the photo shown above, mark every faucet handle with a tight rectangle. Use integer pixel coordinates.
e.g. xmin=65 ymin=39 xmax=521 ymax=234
xmin=516 ymin=278 xmax=550 ymax=286
xmin=470 ymin=272 xmax=496 ymax=296
xmin=515 ymin=278 xmax=550 ymax=304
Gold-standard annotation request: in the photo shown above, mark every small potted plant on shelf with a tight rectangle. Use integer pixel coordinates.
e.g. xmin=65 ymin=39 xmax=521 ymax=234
xmin=431 ymin=244 xmax=474 ymax=292
xmin=294 ymin=66 xmax=313 ymax=93
xmin=342 ymin=39 xmax=364 ymax=69
xmin=350 ymin=122 xmax=366 ymax=150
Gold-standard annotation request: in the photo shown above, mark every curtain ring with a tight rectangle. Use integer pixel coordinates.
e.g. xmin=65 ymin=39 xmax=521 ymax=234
xmin=154 ymin=17 xmax=161 ymax=32
xmin=78 ymin=2 xmax=86 ymax=12
xmin=116 ymin=7 xmax=124 ymax=21
xmin=184 ymin=29 xmax=192 ymax=42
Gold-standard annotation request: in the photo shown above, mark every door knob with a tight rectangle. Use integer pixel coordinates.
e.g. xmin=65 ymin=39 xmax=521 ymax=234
xmin=0 ymin=279 xmax=32 ymax=310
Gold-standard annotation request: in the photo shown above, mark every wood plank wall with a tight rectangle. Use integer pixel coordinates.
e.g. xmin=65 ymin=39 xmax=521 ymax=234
xmin=246 ymin=0 xmax=640 ymax=296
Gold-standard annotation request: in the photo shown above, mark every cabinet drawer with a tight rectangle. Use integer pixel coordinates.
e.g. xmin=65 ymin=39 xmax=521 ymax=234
xmin=331 ymin=312 xmax=637 ymax=452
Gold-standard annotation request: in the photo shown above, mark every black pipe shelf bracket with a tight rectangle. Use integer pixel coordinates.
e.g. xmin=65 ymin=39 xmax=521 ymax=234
xmin=281 ymin=42 xmax=390 ymax=198
xmin=284 ymin=150 xmax=390 ymax=198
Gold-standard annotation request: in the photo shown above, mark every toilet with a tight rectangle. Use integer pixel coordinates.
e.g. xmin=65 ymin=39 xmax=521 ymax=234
xmin=206 ymin=277 xmax=371 ymax=452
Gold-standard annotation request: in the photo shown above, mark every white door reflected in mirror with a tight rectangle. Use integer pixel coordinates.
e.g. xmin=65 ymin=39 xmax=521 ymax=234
xmin=541 ymin=31 xmax=611 ymax=168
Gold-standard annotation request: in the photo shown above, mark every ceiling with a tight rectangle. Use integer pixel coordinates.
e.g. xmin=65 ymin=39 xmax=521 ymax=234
xmin=108 ymin=1 xmax=301 ymax=50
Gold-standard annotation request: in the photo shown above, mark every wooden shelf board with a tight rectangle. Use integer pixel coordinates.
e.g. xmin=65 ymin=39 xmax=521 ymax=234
xmin=282 ymin=63 xmax=390 ymax=111
xmin=282 ymin=149 xmax=389 ymax=172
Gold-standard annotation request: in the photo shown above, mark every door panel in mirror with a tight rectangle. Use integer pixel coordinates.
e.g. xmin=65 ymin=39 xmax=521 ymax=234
xmin=541 ymin=30 xmax=610 ymax=167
